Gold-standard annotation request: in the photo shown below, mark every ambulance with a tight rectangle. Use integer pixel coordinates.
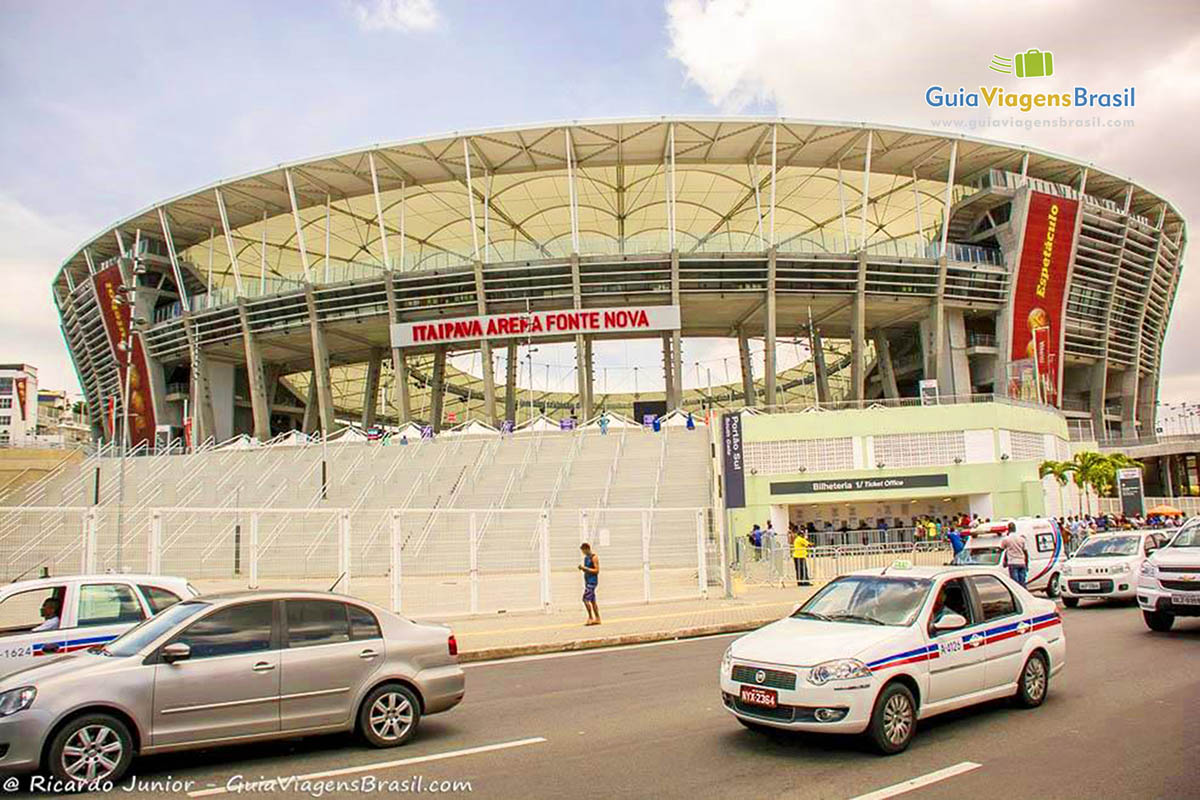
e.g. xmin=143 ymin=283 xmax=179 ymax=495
xmin=961 ymin=517 xmax=1064 ymax=597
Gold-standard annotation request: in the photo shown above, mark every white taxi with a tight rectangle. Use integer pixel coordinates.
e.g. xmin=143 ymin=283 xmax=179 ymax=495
xmin=1059 ymin=530 xmax=1169 ymax=607
xmin=1138 ymin=521 xmax=1200 ymax=632
xmin=719 ymin=563 xmax=1065 ymax=754
xmin=0 ymin=574 xmax=195 ymax=679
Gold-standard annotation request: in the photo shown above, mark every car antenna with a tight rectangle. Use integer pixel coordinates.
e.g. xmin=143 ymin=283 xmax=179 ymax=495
xmin=10 ymin=562 xmax=45 ymax=584
xmin=328 ymin=572 xmax=346 ymax=592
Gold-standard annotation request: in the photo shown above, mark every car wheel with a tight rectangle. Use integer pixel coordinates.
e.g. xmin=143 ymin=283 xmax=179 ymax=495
xmin=867 ymin=682 xmax=916 ymax=755
xmin=47 ymin=713 xmax=134 ymax=786
xmin=1014 ymin=652 xmax=1049 ymax=708
xmin=359 ymin=684 xmax=421 ymax=748
xmin=1045 ymin=574 xmax=1060 ymax=599
xmin=1143 ymin=609 xmax=1175 ymax=632
xmin=1062 ymin=597 xmax=1079 ymax=608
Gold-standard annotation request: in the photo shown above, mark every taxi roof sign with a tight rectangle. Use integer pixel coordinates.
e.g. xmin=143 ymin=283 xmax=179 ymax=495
xmin=889 ymin=559 xmax=914 ymax=570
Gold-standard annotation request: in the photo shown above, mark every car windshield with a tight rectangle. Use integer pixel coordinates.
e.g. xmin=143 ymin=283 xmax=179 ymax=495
xmin=100 ymin=600 xmax=209 ymax=657
xmin=1167 ymin=524 xmax=1200 ymax=548
xmin=963 ymin=547 xmax=1003 ymax=565
xmin=793 ymin=575 xmax=931 ymax=627
xmin=1075 ymin=536 xmax=1140 ymax=557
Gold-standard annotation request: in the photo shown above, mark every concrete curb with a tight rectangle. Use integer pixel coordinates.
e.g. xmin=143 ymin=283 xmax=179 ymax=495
xmin=459 ymin=617 xmax=779 ymax=663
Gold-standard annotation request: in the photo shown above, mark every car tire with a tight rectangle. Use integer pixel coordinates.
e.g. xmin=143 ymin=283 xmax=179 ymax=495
xmin=1013 ymin=652 xmax=1049 ymax=708
xmin=1142 ymin=609 xmax=1175 ymax=633
xmin=358 ymin=684 xmax=421 ymax=748
xmin=1045 ymin=574 xmax=1060 ymax=599
xmin=46 ymin=713 xmax=135 ymax=786
xmin=867 ymin=682 xmax=916 ymax=755
xmin=1062 ymin=597 xmax=1079 ymax=608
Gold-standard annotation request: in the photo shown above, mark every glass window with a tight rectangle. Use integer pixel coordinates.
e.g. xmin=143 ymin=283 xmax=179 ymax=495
xmin=170 ymin=602 xmax=273 ymax=659
xmin=0 ymin=398 xmax=10 ymax=409
xmin=969 ymin=575 xmax=1019 ymax=621
xmin=77 ymin=584 xmax=145 ymax=628
xmin=286 ymin=600 xmax=350 ymax=648
xmin=139 ymin=585 xmax=182 ymax=614
xmin=105 ymin=601 xmax=208 ymax=657
xmin=0 ymin=416 xmax=11 ymax=426
xmin=930 ymin=578 xmax=974 ymax=632
xmin=0 ymin=585 xmax=66 ymax=634
xmin=1075 ymin=535 xmax=1140 ymax=557
xmin=0 ymin=378 xmax=12 ymax=394
xmin=348 ymin=605 xmax=382 ymax=641
xmin=795 ymin=575 xmax=932 ymax=626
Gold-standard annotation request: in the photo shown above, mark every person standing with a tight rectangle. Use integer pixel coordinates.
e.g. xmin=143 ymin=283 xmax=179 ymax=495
xmin=579 ymin=543 xmax=601 ymax=625
xmin=599 ymin=412 xmax=609 ymax=435
xmin=792 ymin=529 xmax=812 ymax=586
xmin=946 ymin=526 xmax=967 ymax=564
xmin=1001 ymin=523 xmax=1028 ymax=586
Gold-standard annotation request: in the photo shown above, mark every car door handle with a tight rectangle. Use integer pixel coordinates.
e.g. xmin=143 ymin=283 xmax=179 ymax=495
xmin=252 ymin=661 xmax=276 ymax=672
xmin=359 ymin=649 xmax=379 ymax=660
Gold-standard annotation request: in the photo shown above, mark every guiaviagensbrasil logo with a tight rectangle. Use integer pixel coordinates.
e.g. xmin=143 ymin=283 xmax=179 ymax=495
xmin=926 ymin=47 xmax=1134 ymax=112
xmin=989 ymin=49 xmax=1054 ymax=79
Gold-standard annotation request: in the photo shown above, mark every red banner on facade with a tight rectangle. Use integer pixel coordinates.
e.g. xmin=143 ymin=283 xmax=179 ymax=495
xmin=93 ymin=264 xmax=157 ymax=447
xmin=1010 ymin=191 xmax=1078 ymax=407
xmin=14 ymin=378 xmax=26 ymax=421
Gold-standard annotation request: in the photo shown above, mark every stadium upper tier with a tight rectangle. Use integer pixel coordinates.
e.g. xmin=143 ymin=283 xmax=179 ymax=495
xmin=52 ymin=118 xmax=1186 ymax=444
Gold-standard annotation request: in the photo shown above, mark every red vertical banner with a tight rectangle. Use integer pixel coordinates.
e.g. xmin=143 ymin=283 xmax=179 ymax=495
xmin=1010 ymin=191 xmax=1079 ymax=407
xmin=14 ymin=378 xmax=26 ymax=421
xmin=92 ymin=264 xmax=157 ymax=447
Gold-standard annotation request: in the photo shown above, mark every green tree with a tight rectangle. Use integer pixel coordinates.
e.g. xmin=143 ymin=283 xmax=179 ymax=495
xmin=1038 ymin=459 xmax=1075 ymax=518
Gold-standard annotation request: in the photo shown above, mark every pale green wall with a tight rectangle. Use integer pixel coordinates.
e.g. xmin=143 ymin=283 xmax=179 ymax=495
xmin=727 ymin=403 xmax=1065 ymax=535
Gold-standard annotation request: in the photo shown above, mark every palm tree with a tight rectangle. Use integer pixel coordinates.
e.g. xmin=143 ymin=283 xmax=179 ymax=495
xmin=1038 ymin=459 xmax=1075 ymax=517
xmin=1067 ymin=451 xmax=1110 ymax=516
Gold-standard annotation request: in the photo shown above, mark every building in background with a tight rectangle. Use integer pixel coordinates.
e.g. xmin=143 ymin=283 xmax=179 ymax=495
xmin=0 ymin=364 xmax=38 ymax=446
xmin=36 ymin=389 xmax=92 ymax=446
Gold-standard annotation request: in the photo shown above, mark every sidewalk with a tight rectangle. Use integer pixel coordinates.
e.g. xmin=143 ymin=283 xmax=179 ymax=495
xmin=444 ymin=584 xmax=816 ymax=662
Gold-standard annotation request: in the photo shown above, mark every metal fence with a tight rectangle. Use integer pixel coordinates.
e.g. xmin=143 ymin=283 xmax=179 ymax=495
xmin=732 ymin=538 xmax=952 ymax=587
xmin=0 ymin=505 xmax=720 ymax=620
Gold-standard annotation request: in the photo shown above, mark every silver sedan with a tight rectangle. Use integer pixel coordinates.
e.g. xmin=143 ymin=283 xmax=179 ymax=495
xmin=0 ymin=590 xmax=465 ymax=785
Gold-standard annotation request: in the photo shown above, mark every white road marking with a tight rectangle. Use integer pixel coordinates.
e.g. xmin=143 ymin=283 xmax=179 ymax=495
xmin=848 ymin=761 xmax=982 ymax=800
xmin=186 ymin=737 xmax=547 ymax=797
xmin=464 ymin=631 xmax=742 ymax=668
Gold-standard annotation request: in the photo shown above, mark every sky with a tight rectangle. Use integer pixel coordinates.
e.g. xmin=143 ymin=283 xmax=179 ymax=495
xmin=1 ymin=0 xmax=1198 ymax=405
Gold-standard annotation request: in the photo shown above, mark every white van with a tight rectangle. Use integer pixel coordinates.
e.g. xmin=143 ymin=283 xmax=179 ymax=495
xmin=962 ymin=518 xmax=1064 ymax=597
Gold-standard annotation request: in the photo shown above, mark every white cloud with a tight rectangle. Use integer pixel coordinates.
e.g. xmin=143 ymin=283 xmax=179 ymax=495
xmin=349 ymin=0 xmax=439 ymax=32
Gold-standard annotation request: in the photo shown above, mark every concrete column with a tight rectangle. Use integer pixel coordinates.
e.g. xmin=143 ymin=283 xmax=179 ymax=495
xmin=236 ymin=300 xmax=271 ymax=441
xmin=662 ymin=334 xmax=675 ymax=409
xmin=812 ymin=328 xmax=830 ymax=404
xmin=1119 ymin=368 xmax=1139 ymax=439
xmin=361 ymin=347 xmax=383 ymax=428
xmin=583 ymin=337 xmax=595 ymax=417
xmin=873 ymin=330 xmax=899 ymax=399
xmin=472 ymin=260 xmax=497 ymax=425
xmin=301 ymin=372 xmax=317 ymax=435
xmin=395 ymin=348 xmax=412 ymax=424
xmin=182 ymin=316 xmax=216 ymax=444
xmin=670 ymin=249 xmax=683 ymax=409
xmin=764 ymin=247 xmax=778 ymax=407
xmin=1089 ymin=361 xmax=1107 ymax=440
xmin=929 ymin=255 xmax=950 ymax=391
xmin=504 ymin=341 xmax=518 ymax=424
xmin=430 ymin=346 xmax=447 ymax=431
xmin=851 ymin=252 xmax=867 ymax=401
xmin=944 ymin=308 xmax=971 ymax=397
xmin=737 ymin=325 xmax=755 ymax=407
xmin=303 ymin=286 xmax=335 ymax=433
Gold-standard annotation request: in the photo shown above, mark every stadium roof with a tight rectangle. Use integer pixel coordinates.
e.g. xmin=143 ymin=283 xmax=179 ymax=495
xmin=55 ymin=117 xmax=1185 ymax=295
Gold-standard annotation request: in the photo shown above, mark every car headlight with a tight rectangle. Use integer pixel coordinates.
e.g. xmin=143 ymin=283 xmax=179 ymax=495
xmin=0 ymin=686 xmax=35 ymax=717
xmin=721 ymin=647 xmax=733 ymax=675
xmin=1140 ymin=561 xmax=1158 ymax=578
xmin=1061 ymin=563 xmax=1074 ymax=576
xmin=1112 ymin=562 xmax=1132 ymax=575
xmin=807 ymin=659 xmax=871 ymax=685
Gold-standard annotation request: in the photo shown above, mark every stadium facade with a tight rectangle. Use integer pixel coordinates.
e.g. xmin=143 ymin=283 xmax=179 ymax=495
xmin=52 ymin=119 xmax=1186 ymax=449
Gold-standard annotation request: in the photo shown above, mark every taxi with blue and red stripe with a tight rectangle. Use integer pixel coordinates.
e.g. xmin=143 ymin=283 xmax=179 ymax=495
xmin=0 ymin=574 xmax=196 ymax=679
xmin=719 ymin=562 xmax=1065 ymax=754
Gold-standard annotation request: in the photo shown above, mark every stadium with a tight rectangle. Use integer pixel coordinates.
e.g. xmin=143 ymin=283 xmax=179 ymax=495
xmin=18 ymin=118 xmax=1188 ymax=616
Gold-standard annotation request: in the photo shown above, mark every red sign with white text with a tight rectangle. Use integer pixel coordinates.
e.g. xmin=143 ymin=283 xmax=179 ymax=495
xmin=14 ymin=378 xmax=26 ymax=421
xmin=93 ymin=264 xmax=157 ymax=447
xmin=1010 ymin=192 xmax=1078 ymax=407
xmin=391 ymin=305 xmax=681 ymax=348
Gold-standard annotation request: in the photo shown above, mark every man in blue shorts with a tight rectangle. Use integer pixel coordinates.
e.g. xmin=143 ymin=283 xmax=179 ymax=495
xmin=579 ymin=542 xmax=601 ymax=625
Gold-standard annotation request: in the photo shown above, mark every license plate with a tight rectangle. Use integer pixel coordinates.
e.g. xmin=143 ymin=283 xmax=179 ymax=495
xmin=1078 ymin=581 xmax=1102 ymax=591
xmin=739 ymin=686 xmax=778 ymax=708
xmin=1170 ymin=592 xmax=1200 ymax=606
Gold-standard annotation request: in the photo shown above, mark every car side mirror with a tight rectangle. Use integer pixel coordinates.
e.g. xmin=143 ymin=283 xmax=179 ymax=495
xmin=161 ymin=642 xmax=191 ymax=664
xmin=932 ymin=612 xmax=968 ymax=633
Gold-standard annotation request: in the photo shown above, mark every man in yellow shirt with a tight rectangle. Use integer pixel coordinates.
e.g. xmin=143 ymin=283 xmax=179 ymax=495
xmin=792 ymin=530 xmax=812 ymax=586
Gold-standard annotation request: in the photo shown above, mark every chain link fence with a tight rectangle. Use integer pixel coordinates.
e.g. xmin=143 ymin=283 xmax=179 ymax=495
xmin=0 ymin=505 xmax=719 ymax=619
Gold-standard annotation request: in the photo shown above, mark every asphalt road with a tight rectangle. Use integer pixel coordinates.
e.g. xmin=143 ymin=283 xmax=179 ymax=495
xmin=14 ymin=603 xmax=1199 ymax=799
